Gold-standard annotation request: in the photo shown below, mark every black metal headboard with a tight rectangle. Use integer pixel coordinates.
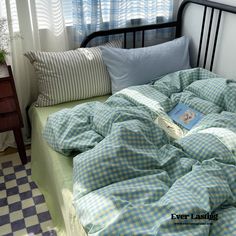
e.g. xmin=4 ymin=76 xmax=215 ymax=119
xmin=177 ymin=0 xmax=236 ymax=71
xmin=80 ymin=0 xmax=236 ymax=71
xmin=80 ymin=21 xmax=177 ymax=49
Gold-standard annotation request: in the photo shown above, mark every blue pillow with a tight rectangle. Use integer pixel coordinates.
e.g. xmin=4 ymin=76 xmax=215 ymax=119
xmin=101 ymin=36 xmax=190 ymax=94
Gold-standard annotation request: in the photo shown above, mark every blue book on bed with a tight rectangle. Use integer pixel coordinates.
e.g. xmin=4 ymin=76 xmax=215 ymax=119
xmin=168 ymin=103 xmax=204 ymax=130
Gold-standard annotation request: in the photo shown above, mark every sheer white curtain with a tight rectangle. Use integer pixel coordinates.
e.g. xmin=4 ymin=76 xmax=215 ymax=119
xmin=0 ymin=0 xmax=71 ymax=151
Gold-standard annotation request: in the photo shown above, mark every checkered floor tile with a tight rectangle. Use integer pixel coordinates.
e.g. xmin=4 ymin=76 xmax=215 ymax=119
xmin=0 ymin=152 xmax=57 ymax=236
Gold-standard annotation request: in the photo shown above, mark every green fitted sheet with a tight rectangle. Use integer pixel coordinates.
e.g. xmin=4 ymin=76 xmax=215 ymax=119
xmin=29 ymin=96 xmax=109 ymax=236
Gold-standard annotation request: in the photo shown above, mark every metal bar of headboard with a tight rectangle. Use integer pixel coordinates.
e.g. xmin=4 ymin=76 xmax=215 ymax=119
xmin=133 ymin=32 xmax=136 ymax=48
xmin=197 ymin=6 xmax=207 ymax=67
xmin=124 ymin=32 xmax=127 ymax=48
xmin=210 ymin=10 xmax=222 ymax=71
xmin=142 ymin=30 xmax=145 ymax=47
xmin=203 ymin=8 xmax=214 ymax=69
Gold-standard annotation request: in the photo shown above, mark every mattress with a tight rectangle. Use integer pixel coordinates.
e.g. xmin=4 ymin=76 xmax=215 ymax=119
xmin=29 ymin=95 xmax=110 ymax=236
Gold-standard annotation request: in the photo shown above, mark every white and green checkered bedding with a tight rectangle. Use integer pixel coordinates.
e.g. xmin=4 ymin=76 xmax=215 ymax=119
xmin=43 ymin=68 xmax=236 ymax=235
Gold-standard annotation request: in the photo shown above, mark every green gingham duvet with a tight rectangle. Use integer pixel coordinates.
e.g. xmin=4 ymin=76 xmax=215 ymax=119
xmin=43 ymin=68 xmax=236 ymax=236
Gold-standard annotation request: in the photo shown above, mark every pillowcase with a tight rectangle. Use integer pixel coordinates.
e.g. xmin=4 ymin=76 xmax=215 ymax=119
xmin=101 ymin=36 xmax=190 ymax=94
xmin=225 ymin=80 xmax=236 ymax=112
xmin=25 ymin=41 xmax=122 ymax=106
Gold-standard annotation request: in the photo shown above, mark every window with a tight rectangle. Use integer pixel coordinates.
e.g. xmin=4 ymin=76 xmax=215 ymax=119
xmin=62 ymin=0 xmax=173 ymax=26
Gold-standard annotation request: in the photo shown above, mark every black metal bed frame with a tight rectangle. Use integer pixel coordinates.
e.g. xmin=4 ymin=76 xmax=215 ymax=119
xmin=80 ymin=0 xmax=236 ymax=71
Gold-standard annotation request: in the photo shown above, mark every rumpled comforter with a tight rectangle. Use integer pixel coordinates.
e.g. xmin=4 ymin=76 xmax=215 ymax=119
xmin=43 ymin=68 xmax=236 ymax=236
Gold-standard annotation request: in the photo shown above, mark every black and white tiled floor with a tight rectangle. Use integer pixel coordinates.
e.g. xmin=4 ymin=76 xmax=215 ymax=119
xmin=0 ymin=152 xmax=57 ymax=235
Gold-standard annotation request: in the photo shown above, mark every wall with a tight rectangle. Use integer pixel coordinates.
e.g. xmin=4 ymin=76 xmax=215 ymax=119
xmin=181 ymin=0 xmax=236 ymax=80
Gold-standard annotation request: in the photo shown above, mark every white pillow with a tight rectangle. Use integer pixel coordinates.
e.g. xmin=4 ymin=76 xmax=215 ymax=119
xmin=25 ymin=41 xmax=122 ymax=106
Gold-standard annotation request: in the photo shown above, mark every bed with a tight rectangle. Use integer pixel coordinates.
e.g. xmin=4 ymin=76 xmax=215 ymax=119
xmin=28 ymin=0 xmax=236 ymax=235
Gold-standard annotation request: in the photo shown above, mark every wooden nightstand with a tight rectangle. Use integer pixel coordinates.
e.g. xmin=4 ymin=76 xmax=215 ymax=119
xmin=0 ymin=64 xmax=27 ymax=164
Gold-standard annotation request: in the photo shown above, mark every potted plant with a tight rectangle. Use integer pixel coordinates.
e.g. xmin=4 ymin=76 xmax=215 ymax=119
xmin=0 ymin=49 xmax=7 ymax=64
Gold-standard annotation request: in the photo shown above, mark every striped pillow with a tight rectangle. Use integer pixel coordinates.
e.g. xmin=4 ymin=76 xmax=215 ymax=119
xmin=25 ymin=41 xmax=122 ymax=106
